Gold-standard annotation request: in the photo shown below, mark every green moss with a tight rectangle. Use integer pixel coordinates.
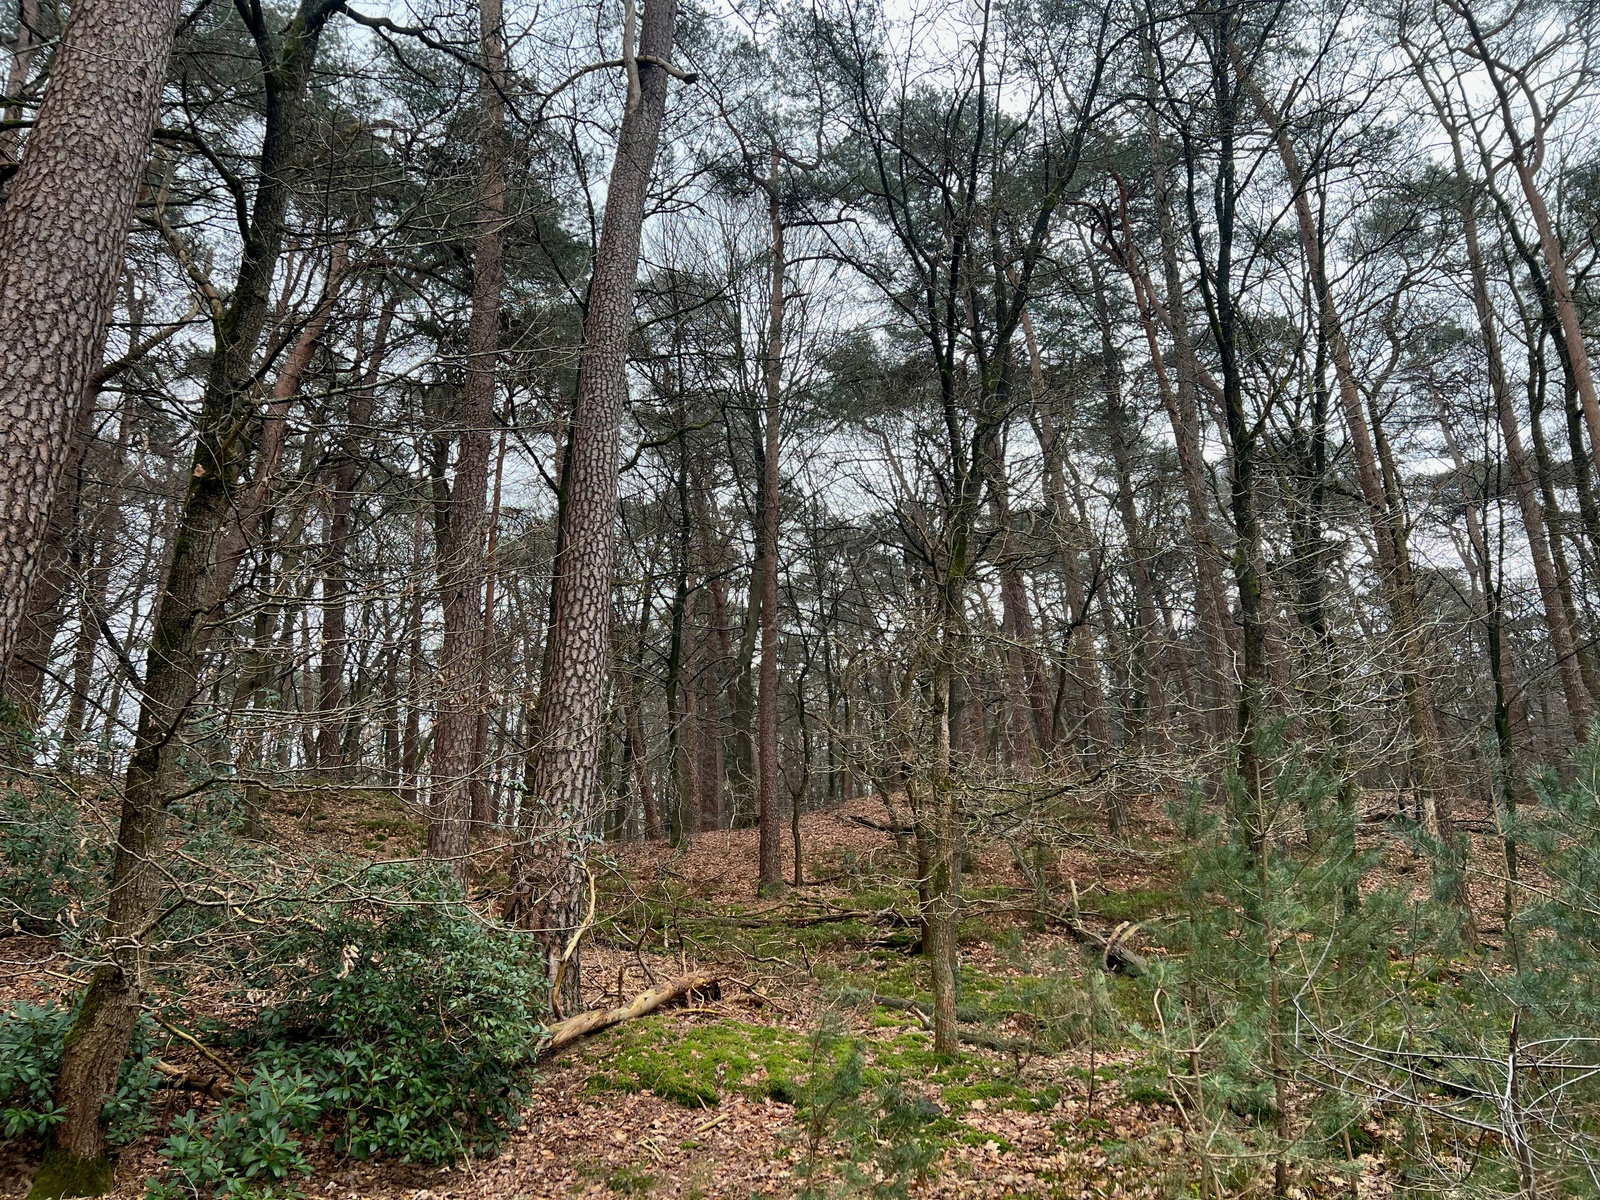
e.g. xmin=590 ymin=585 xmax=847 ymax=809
xmin=26 ymin=1145 xmax=113 ymax=1200
xmin=953 ymin=1126 xmax=1016 ymax=1152
xmin=585 ymin=1017 xmax=810 ymax=1108
xmin=1090 ymin=888 xmax=1175 ymax=924
xmin=1120 ymin=1070 xmax=1175 ymax=1106
xmin=871 ymin=1032 xmax=972 ymax=1083
xmin=608 ymin=1165 xmax=656 ymax=1194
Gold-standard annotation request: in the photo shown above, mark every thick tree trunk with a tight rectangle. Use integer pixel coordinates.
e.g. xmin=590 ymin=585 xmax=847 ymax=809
xmin=0 ymin=0 xmax=181 ymax=686
xmin=430 ymin=0 xmax=506 ymax=871
xmin=41 ymin=12 xmax=333 ymax=1191
xmin=508 ymin=0 xmax=680 ymax=1016
xmin=3 ymin=372 xmax=106 ymax=733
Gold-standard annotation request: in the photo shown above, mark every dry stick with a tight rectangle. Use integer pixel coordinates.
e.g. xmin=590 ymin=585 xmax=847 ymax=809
xmin=152 ymin=1015 xmax=241 ymax=1082
xmin=539 ymin=971 xmax=721 ymax=1058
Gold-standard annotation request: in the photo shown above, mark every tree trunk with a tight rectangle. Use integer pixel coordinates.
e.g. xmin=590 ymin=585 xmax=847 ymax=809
xmin=1439 ymin=126 xmax=1592 ymax=737
xmin=43 ymin=11 xmax=334 ymax=1189
xmin=1092 ymin=255 xmax=1171 ymax=755
xmin=757 ymin=148 xmax=786 ymax=897
xmin=1145 ymin=72 xmax=1237 ymax=741
xmin=508 ymin=0 xmax=681 ymax=1016
xmin=318 ymin=296 xmax=395 ymax=773
xmin=1242 ymin=60 xmax=1459 ymax=828
xmin=0 ymin=0 xmax=181 ymax=686
xmin=1459 ymin=6 xmax=1600 ymax=486
xmin=471 ymin=423 xmax=511 ymax=829
xmin=430 ymin=0 xmax=506 ymax=872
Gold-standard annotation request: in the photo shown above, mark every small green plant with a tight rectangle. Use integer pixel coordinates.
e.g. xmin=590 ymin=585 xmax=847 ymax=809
xmin=0 ymin=999 xmax=159 ymax=1143
xmin=793 ymin=1019 xmax=942 ymax=1199
xmin=148 ymin=1067 xmax=323 ymax=1200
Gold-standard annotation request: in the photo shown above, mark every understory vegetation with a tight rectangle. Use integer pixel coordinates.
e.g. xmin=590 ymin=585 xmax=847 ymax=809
xmin=7 ymin=736 xmax=1600 ymax=1197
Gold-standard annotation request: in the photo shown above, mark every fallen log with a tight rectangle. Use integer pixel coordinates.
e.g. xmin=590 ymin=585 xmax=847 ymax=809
xmin=1064 ymin=880 xmax=1147 ymax=977
xmin=539 ymin=971 xmax=721 ymax=1058
xmin=847 ymin=814 xmax=914 ymax=837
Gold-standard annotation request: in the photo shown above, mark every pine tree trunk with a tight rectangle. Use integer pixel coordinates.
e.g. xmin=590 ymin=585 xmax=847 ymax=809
xmin=509 ymin=0 xmax=680 ymax=1015
xmin=1092 ymin=258 xmax=1171 ymax=755
xmin=1243 ymin=63 xmax=1459 ymax=826
xmin=1442 ymin=134 xmax=1592 ymax=736
xmin=1147 ymin=86 xmax=1237 ymax=741
xmin=318 ymin=297 xmax=394 ymax=774
xmin=0 ymin=0 xmax=181 ymax=687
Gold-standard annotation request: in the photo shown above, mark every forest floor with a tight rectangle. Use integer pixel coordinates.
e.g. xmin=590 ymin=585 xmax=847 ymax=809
xmin=1 ymin=785 xmax=1505 ymax=1200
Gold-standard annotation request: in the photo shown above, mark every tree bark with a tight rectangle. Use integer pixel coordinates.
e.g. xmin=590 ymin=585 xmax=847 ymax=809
xmin=0 ymin=0 xmax=181 ymax=690
xmin=430 ymin=0 xmax=506 ymax=872
xmin=757 ymin=147 xmax=786 ymax=897
xmin=42 ymin=9 xmax=336 ymax=1188
xmin=508 ymin=0 xmax=681 ymax=1016
xmin=318 ymin=296 xmax=395 ymax=773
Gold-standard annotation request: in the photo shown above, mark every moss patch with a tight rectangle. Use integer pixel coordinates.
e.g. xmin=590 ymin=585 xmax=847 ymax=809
xmin=585 ymin=1017 xmax=810 ymax=1108
xmin=26 ymin=1146 xmax=114 ymax=1200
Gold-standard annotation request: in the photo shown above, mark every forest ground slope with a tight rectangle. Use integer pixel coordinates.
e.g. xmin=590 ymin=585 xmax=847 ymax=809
xmin=2 ymin=787 xmax=1505 ymax=1200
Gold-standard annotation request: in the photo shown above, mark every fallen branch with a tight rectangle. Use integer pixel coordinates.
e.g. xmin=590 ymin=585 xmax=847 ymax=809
xmin=152 ymin=1059 xmax=234 ymax=1101
xmin=847 ymin=815 xmax=913 ymax=837
xmin=1007 ymin=845 xmax=1150 ymax=977
xmin=539 ymin=971 xmax=721 ymax=1058
xmin=1065 ymin=880 xmax=1148 ymax=977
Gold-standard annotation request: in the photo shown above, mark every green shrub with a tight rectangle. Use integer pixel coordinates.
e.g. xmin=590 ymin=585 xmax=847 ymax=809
xmin=0 ymin=784 xmax=102 ymax=936
xmin=243 ymin=864 xmax=546 ymax=1162
xmin=148 ymin=1067 xmax=323 ymax=1200
xmin=0 ymin=999 xmax=159 ymax=1143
